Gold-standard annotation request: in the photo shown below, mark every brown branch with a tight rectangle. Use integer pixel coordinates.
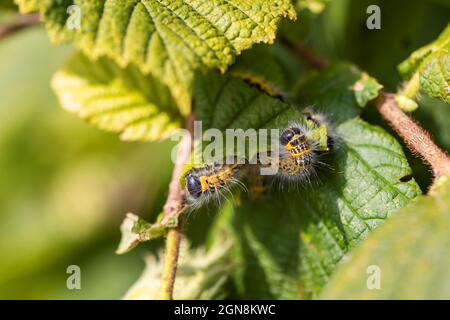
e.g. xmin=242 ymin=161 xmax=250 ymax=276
xmin=158 ymin=114 xmax=194 ymax=300
xmin=0 ymin=14 xmax=40 ymax=40
xmin=281 ymin=37 xmax=329 ymax=69
xmin=376 ymin=93 xmax=450 ymax=182
xmin=158 ymin=224 xmax=184 ymax=300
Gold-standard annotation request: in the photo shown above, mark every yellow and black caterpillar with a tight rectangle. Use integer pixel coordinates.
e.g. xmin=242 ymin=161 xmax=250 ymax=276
xmin=276 ymin=109 xmax=336 ymax=182
xmin=278 ymin=125 xmax=317 ymax=180
xmin=181 ymin=110 xmax=336 ymax=208
xmin=183 ymin=159 xmax=246 ymax=208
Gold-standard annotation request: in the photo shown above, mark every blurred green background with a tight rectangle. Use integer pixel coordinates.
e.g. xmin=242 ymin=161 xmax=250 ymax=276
xmin=0 ymin=27 xmax=175 ymax=299
xmin=0 ymin=0 xmax=448 ymax=299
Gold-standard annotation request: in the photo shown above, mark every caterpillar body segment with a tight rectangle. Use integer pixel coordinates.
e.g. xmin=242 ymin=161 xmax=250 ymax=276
xmin=183 ymin=158 xmax=247 ymax=208
xmin=245 ymin=152 xmax=274 ymax=200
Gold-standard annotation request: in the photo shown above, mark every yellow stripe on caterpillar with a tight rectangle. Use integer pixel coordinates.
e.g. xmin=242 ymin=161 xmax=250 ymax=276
xmin=183 ymin=158 xmax=245 ymax=209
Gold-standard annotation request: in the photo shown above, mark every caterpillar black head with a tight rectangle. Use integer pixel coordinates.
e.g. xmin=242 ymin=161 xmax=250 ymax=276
xmin=185 ymin=174 xmax=202 ymax=199
xmin=182 ymin=160 xmax=246 ymax=209
xmin=280 ymin=127 xmax=303 ymax=146
xmin=276 ymin=124 xmax=318 ymax=182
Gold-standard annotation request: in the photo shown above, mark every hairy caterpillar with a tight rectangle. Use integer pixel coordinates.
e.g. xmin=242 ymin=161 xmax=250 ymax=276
xmin=277 ymin=125 xmax=318 ymax=182
xmin=245 ymin=152 xmax=273 ymax=200
xmin=276 ymin=110 xmax=336 ymax=183
xmin=181 ymin=110 xmax=336 ymax=208
xmin=183 ymin=158 xmax=247 ymax=208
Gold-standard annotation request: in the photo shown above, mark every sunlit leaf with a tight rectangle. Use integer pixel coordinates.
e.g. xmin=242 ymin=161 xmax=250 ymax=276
xmin=399 ymin=23 xmax=450 ymax=103
xmin=420 ymin=47 xmax=450 ymax=103
xmin=22 ymin=0 xmax=296 ymax=112
xmin=52 ymin=53 xmax=182 ymax=141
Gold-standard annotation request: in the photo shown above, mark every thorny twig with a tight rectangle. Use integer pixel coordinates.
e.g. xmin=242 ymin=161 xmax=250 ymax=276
xmin=376 ymin=93 xmax=450 ymax=181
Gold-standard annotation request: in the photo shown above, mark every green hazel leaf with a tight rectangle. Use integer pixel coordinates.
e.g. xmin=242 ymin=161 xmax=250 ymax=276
xmin=192 ymin=63 xmax=421 ymax=299
xmin=124 ymin=239 xmax=234 ymax=299
xmin=398 ymin=23 xmax=450 ymax=104
xmin=350 ymin=72 xmax=383 ymax=107
xmin=398 ymin=23 xmax=450 ymax=78
xmin=321 ymin=177 xmax=450 ymax=299
xmin=292 ymin=63 xmax=362 ymax=123
xmin=194 ymin=64 xmax=364 ymax=137
xmin=277 ymin=0 xmax=331 ymax=47
xmin=192 ymin=71 xmax=332 ymax=162
xmin=191 ymin=63 xmax=362 ymax=162
xmin=420 ymin=47 xmax=450 ymax=103
xmin=25 ymin=0 xmax=296 ymax=113
xmin=229 ymin=43 xmax=304 ymax=99
xmin=195 ymin=72 xmax=294 ymax=132
xmin=398 ymin=44 xmax=438 ymax=80
xmin=51 ymin=52 xmax=182 ymax=141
